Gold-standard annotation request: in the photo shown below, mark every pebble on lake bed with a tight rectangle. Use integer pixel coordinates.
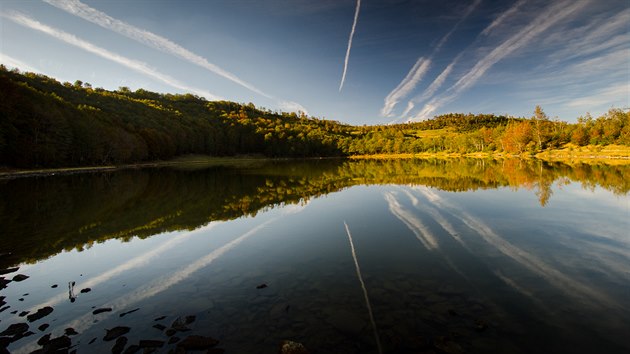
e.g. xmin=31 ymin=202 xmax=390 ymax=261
xmin=280 ymin=340 xmax=309 ymax=354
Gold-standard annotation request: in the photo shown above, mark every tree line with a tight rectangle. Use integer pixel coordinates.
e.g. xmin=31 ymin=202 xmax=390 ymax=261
xmin=1 ymin=66 xmax=628 ymax=168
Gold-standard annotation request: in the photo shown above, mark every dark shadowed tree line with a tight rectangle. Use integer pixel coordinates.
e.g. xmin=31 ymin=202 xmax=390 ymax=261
xmin=1 ymin=66 xmax=628 ymax=168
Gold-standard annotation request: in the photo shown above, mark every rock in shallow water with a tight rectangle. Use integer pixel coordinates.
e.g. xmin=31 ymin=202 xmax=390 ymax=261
xmin=27 ymin=307 xmax=54 ymax=323
xmin=279 ymin=340 xmax=309 ymax=354
xmin=103 ymin=326 xmax=130 ymax=341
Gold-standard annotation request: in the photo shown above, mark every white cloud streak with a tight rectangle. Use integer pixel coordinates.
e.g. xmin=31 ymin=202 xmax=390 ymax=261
xmin=434 ymin=0 xmax=482 ymax=51
xmin=3 ymin=11 xmax=223 ymax=100
xmin=381 ymin=57 xmax=431 ymax=117
xmin=344 ymin=221 xmax=383 ymax=354
xmin=339 ymin=0 xmax=361 ymax=92
xmin=412 ymin=0 xmax=590 ymax=120
xmin=481 ymin=0 xmax=527 ymax=36
xmin=43 ymin=0 xmax=270 ymax=99
xmin=0 ymin=53 xmax=41 ymax=73
xmin=383 ymin=0 xmax=480 ymax=118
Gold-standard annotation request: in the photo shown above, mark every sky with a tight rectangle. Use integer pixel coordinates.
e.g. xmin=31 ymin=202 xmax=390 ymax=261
xmin=0 ymin=0 xmax=628 ymax=125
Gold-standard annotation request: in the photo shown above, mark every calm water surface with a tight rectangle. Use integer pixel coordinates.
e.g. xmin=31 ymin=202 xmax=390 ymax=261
xmin=1 ymin=159 xmax=629 ymax=353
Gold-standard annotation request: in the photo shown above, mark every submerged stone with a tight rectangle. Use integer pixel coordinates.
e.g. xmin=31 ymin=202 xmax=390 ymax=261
xmin=12 ymin=274 xmax=29 ymax=282
xmin=93 ymin=307 xmax=113 ymax=315
xmin=27 ymin=307 xmax=54 ymax=322
xmin=112 ymin=336 xmax=128 ymax=354
xmin=279 ymin=340 xmax=309 ymax=354
xmin=103 ymin=326 xmax=130 ymax=341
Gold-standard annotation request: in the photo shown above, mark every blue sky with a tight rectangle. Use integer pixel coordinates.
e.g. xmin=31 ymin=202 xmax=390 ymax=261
xmin=1 ymin=0 xmax=628 ymax=124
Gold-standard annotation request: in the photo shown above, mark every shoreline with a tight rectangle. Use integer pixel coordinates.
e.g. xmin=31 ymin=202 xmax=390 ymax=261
xmin=1 ymin=150 xmax=629 ymax=179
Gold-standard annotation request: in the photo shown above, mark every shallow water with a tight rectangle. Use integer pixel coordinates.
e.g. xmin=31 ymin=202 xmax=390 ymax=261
xmin=1 ymin=159 xmax=629 ymax=353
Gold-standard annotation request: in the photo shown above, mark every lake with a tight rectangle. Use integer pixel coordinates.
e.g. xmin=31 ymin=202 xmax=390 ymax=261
xmin=1 ymin=158 xmax=629 ymax=353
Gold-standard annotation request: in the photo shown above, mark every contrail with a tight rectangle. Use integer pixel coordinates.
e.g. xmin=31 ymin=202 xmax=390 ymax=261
xmin=381 ymin=57 xmax=431 ymax=117
xmin=339 ymin=0 xmax=361 ymax=92
xmin=411 ymin=0 xmax=589 ymax=120
xmin=344 ymin=221 xmax=383 ymax=354
xmin=3 ymin=11 xmax=222 ymax=100
xmin=43 ymin=0 xmax=271 ymax=99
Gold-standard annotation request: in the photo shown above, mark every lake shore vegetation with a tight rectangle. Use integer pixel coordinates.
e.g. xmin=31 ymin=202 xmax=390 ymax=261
xmin=1 ymin=66 xmax=628 ymax=170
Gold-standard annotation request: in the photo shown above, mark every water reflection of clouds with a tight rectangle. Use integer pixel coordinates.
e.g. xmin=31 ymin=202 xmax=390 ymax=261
xmin=410 ymin=186 xmax=620 ymax=310
xmin=384 ymin=191 xmax=438 ymax=250
xmin=15 ymin=204 xmax=306 ymax=353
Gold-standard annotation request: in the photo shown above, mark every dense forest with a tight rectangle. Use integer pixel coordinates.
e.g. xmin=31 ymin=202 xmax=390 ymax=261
xmin=1 ymin=66 xmax=628 ymax=168
xmin=1 ymin=158 xmax=628 ymax=267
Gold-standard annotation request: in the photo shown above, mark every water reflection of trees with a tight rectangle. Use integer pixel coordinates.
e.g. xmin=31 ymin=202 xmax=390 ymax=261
xmin=1 ymin=159 xmax=627 ymax=266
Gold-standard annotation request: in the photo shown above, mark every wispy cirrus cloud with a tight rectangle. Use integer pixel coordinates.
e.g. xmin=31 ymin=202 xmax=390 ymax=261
xmin=43 ymin=0 xmax=270 ymax=99
xmin=481 ymin=0 xmax=527 ymax=36
xmin=434 ymin=0 xmax=482 ymax=51
xmin=3 ymin=11 xmax=223 ymax=100
xmin=339 ymin=0 xmax=361 ymax=92
xmin=381 ymin=57 xmax=431 ymax=117
xmin=0 ymin=52 xmax=40 ymax=73
xmin=382 ymin=0 xmax=481 ymax=119
xmin=413 ymin=0 xmax=590 ymax=120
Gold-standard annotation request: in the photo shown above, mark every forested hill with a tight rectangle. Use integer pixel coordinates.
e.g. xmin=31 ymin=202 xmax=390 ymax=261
xmin=1 ymin=66 xmax=629 ymax=168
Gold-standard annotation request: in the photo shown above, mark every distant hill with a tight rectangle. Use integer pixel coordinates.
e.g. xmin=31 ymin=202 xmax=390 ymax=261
xmin=1 ymin=66 xmax=628 ymax=168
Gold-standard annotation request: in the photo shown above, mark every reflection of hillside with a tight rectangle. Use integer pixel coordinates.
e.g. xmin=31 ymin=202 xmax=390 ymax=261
xmin=1 ymin=159 xmax=627 ymax=267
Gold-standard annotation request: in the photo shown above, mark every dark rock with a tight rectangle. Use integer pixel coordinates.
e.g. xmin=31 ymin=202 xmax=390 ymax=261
xmin=65 ymin=327 xmax=79 ymax=336
xmin=80 ymin=288 xmax=91 ymax=294
xmin=177 ymin=335 xmax=219 ymax=350
xmin=119 ymin=308 xmax=140 ymax=317
xmin=42 ymin=335 xmax=72 ymax=352
xmin=112 ymin=336 xmax=128 ymax=354
xmin=22 ymin=293 xmax=29 ymax=296
xmin=27 ymin=306 xmax=54 ymax=322
xmin=448 ymin=309 xmax=459 ymax=317
xmin=170 ymin=316 xmax=192 ymax=332
xmin=0 ymin=336 xmax=10 ymax=349
xmin=103 ymin=326 xmax=130 ymax=341
xmin=165 ymin=329 xmax=177 ymax=337
xmin=10 ymin=311 xmax=17 ymax=315
xmin=18 ymin=298 xmax=24 ymax=302
xmin=12 ymin=274 xmax=29 ymax=282
xmin=279 ymin=340 xmax=309 ymax=354
xmin=18 ymin=311 xmax=29 ymax=317
xmin=51 ymin=284 xmax=58 ymax=288
xmin=167 ymin=336 xmax=180 ymax=344
xmin=93 ymin=308 xmax=113 ymax=315
xmin=0 ymin=322 xmax=29 ymax=336
xmin=256 ymin=283 xmax=268 ymax=289
xmin=153 ymin=316 xmax=166 ymax=321
xmin=38 ymin=324 xmax=49 ymax=331
xmin=0 ymin=306 xmax=9 ymax=313
xmin=152 ymin=324 xmax=166 ymax=331
xmin=0 ymin=267 xmax=19 ymax=275
xmin=37 ymin=333 xmax=51 ymax=346
xmin=122 ymin=344 xmax=140 ymax=354
xmin=138 ymin=340 xmax=164 ymax=348
xmin=88 ymin=337 xmax=97 ymax=344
